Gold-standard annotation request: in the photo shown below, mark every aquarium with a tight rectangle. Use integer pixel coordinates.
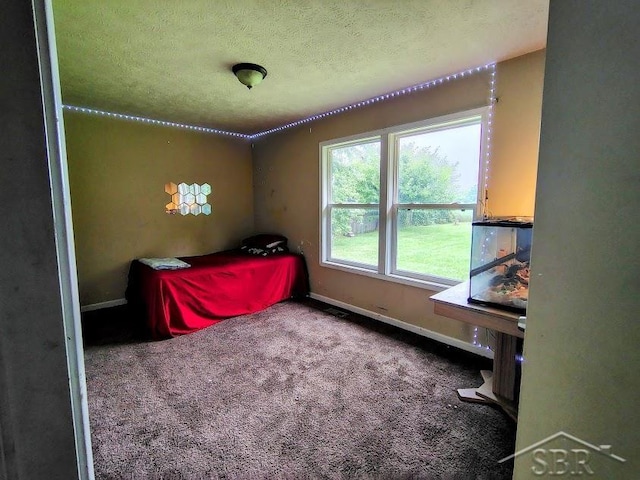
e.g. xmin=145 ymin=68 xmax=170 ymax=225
xmin=468 ymin=220 xmax=533 ymax=313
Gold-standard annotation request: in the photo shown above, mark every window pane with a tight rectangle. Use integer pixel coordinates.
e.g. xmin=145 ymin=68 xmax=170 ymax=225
xmin=330 ymin=207 xmax=379 ymax=267
xmin=396 ymin=208 xmax=473 ymax=281
xmin=397 ymin=123 xmax=481 ymax=204
xmin=330 ymin=141 xmax=380 ymax=204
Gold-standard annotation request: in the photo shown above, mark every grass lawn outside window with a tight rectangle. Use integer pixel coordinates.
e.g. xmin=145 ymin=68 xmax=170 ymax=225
xmin=332 ymin=222 xmax=473 ymax=281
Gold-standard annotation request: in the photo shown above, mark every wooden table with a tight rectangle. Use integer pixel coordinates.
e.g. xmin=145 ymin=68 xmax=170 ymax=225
xmin=430 ymin=281 xmax=524 ymax=420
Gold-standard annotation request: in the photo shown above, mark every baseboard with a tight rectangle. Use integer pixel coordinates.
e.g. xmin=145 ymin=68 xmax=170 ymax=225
xmin=309 ymin=293 xmax=493 ymax=359
xmin=80 ymin=295 xmax=491 ymax=359
xmin=80 ymin=298 xmax=128 ymax=313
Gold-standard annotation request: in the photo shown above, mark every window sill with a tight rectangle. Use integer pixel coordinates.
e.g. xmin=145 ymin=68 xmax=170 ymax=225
xmin=319 ymin=260 xmax=461 ymax=293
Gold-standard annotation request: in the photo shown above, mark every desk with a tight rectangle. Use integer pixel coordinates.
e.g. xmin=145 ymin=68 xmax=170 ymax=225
xmin=430 ymin=281 xmax=524 ymax=420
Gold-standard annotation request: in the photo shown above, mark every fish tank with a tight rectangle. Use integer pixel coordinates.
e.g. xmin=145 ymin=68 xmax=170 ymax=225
xmin=468 ymin=219 xmax=533 ymax=313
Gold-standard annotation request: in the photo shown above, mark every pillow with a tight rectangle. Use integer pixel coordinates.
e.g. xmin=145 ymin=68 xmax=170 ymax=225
xmin=138 ymin=257 xmax=191 ymax=270
xmin=240 ymin=244 xmax=289 ymax=257
xmin=241 ymin=233 xmax=288 ymax=249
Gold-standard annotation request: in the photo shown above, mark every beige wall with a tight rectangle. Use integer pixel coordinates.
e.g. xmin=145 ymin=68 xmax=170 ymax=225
xmin=65 ymin=112 xmax=254 ymax=305
xmin=252 ymin=52 xmax=545 ymax=343
xmin=491 ymin=50 xmax=546 ymax=217
xmin=515 ymin=2 xmax=639 ymax=478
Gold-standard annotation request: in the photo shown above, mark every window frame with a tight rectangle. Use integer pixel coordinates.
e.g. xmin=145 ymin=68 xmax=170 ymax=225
xmin=320 ymin=107 xmax=489 ymax=290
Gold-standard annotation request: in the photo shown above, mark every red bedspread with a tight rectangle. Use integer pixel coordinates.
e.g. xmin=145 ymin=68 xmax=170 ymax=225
xmin=127 ymin=250 xmax=309 ymax=339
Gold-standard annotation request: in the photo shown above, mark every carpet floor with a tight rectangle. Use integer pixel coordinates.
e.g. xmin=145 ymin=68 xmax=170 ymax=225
xmin=83 ymin=299 xmax=516 ymax=479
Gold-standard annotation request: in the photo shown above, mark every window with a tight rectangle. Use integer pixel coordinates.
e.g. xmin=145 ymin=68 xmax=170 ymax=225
xmin=321 ymin=108 xmax=487 ymax=287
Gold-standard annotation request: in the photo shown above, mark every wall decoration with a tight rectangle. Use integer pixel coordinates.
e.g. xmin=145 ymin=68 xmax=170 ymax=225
xmin=165 ymin=182 xmax=212 ymax=215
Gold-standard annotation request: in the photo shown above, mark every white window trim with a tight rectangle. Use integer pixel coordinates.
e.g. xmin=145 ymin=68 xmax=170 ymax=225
xmin=320 ymin=107 xmax=489 ymax=290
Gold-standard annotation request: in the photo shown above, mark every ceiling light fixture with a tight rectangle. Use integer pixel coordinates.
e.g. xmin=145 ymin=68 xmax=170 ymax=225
xmin=232 ymin=63 xmax=267 ymax=89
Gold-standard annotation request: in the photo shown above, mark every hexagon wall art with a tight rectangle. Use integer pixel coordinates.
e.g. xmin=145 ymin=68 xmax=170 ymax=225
xmin=164 ymin=182 xmax=212 ymax=216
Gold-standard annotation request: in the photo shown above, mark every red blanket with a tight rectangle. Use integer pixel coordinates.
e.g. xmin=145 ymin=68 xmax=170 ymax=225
xmin=127 ymin=250 xmax=309 ymax=339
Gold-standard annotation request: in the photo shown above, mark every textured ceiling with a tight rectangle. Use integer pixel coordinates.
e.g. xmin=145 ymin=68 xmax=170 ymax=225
xmin=52 ymin=0 xmax=549 ymax=135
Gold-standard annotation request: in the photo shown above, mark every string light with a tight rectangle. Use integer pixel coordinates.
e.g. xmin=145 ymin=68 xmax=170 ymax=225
xmin=65 ymin=64 xmax=501 ymax=356
xmin=472 ymin=326 xmax=492 ymax=352
xmin=473 ymin=327 xmax=525 ymax=364
xmin=61 ymin=105 xmax=250 ymax=139
xmin=62 ymin=62 xmax=497 ymax=141
xmin=482 ymin=63 xmax=497 ymax=218
xmin=251 ymin=63 xmax=496 ymax=139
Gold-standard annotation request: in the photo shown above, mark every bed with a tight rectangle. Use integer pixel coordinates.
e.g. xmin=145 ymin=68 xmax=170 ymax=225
xmin=126 ymin=249 xmax=309 ymax=339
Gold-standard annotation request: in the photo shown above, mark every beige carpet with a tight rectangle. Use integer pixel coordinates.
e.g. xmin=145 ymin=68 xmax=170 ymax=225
xmin=83 ymin=300 xmax=516 ymax=479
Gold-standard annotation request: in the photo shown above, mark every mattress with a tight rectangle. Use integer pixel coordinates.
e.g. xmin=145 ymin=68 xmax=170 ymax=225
xmin=126 ymin=250 xmax=309 ymax=339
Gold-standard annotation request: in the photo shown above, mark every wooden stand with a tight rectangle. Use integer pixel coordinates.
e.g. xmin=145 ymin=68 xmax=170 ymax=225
xmin=430 ymin=282 xmax=524 ymax=420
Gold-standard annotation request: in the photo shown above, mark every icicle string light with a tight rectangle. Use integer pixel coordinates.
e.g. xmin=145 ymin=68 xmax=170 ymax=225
xmin=62 ymin=62 xmax=496 ymax=141
xmin=62 ymin=105 xmax=251 ymax=139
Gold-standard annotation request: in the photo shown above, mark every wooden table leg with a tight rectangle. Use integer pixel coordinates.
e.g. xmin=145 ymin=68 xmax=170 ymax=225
xmin=492 ymin=332 xmax=519 ymax=402
xmin=457 ymin=332 xmax=520 ymax=421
